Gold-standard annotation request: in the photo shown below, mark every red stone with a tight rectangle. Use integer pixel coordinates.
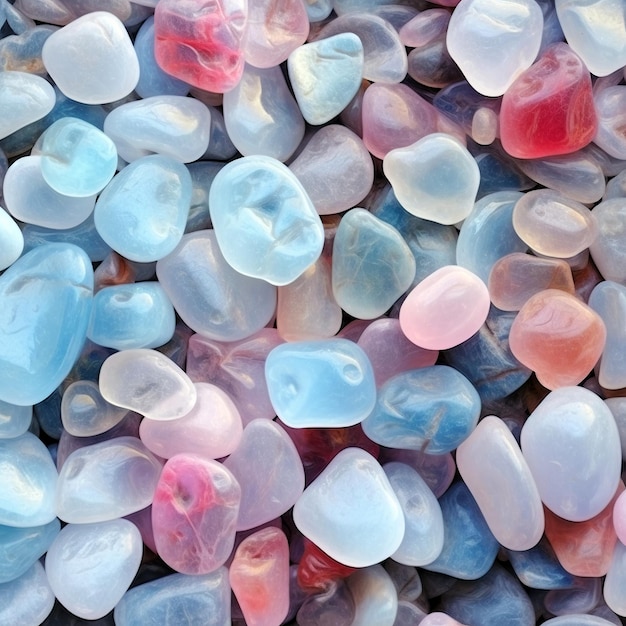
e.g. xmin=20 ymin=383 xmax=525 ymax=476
xmin=500 ymin=43 xmax=597 ymax=159
xmin=297 ymin=538 xmax=357 ymax=592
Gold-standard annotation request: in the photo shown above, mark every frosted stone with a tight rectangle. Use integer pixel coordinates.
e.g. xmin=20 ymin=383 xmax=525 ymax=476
xmin=288 ymin=33 xmax=364 ymax=125
xmin=42 ymin=12 xmax=139 ymax=104
xmin=45 ymin=520 xmax=143 ymax=620
xmin=446 ymin=0 xmax=544 ymax=96
xmin=457 ymin=415 xmax=544 ymax=551
xmin=0 ymin=71 xmax=55 ymax=140
xmin=594 ymin=86 xmax=626 ymax=159
xmin=604 ymin=541 xmax=626 ymax=617
xmin=590 ymin=199 xmax=626 ymax=284
xmin=0 ymin=207 xmax=23 ymax=271
xmin=521 ymin=387 xmax=622 ymax=521
xmin=293 ymin=448 xmax=405 ymax=567
xmin=347 ymin=565 xmax=398 ymax=626
xmin=0 ymin=562 xmax=54 ymax=626
xmin=56 ymin=436 xmax=162 ymax=523
xmin=383 ymin=133 xmax=480 ymax=225
xmin=0 ymin=399 xmax=32 ymax=439
xmin=99 ymin=349 xmax=197 ymax=421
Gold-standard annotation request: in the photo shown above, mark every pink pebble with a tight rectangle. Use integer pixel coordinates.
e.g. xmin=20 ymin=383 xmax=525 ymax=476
xmin=399 ymin=265 xmax=490 ymax=350
xmin=614 ymin=490 xmax=626 ymax=545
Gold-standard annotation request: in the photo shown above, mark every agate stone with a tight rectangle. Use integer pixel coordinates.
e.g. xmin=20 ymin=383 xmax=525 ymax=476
xmin=590 ymin=199 xmax=626 ymax=285
xmin=347 ymin=565 xmax=398 ymax=626
xmin=0 ymin=562 xmax=54 ymax=626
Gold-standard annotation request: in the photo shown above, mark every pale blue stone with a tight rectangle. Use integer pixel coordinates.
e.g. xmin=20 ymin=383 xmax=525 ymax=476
xmin=133 ymin=16 xmax=189 ymax=98
xmin=0 ymin=206 xmax=23 ymax=271
xmin=332 ymin=208 xmax=415 ymax=319
xmin=303 ymin=0 xmax=332 ymax=21
xmin=209 ymin=155 xmax=324 ymax=286
xmin=94 ymin=154 xmax=192 ymax=262
xmin=0 ymin=433 xmax=58 ymax=527
xmin=0 ymin=243 xmax=93 ymax=406
xmin=0 ymin=400 xmax=32 ymax=439
xmin=40 ymin=117 xmax=117 ymax=197
xmin=288 ymin=33 xmax=364 ymax=125
xmin=88 ymin=282 xmax=175 ymax=350
xmin=362 ymin=366 xmax=481 ymax=455
xmin=0 ymin=562 xmax=54 ymax=626
xmin=265 ymin=339 xmax=376 ymax=428
xmin=0 ymin=25 xmax=56 ymax=74
xmin=0 ymin=519 xmax=60 ymax=583
xmin=114 ymin=569 xmax=231 ymax=626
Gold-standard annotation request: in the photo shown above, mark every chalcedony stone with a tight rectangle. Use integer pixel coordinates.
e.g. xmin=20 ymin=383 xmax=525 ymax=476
xmin=521 ymin=386 xmax=621 ymax=521
xmin=590 ymin=199 xmax=626 ymax=284
xmin=0 ymin=207 xmax=23 ymax=271
xmin=594 ymin=86 xmax=626 ymax=160
xmin=293 ymin=448 xmax=405 ymax=567
xmin=347 ymin=565 xmax=398 ymax=626
xmin=0 ymin=562 xmax=54 ymax=626
xmin=0 ymin=399 xmax=31 ymax=439
xmin=604 ymin=541 xmax=626 ymax=617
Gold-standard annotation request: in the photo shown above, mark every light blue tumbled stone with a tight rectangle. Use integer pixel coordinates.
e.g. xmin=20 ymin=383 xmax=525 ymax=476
xmin=361 ymin=366 xmax=481 ymax=455
xmin=209 ymin=155 xmax=324 ymax=286
xmin=265 ymin=339 xmax=376 ymax=428
xmin=0 ymin=519 xmax=60 ymax=583
xmin=0 ymin=243 xmax=93 ymax=406
xmin=88 ymin=282 xmax=175 ymax=350
xmin=288 ymin=33 xmax=364 ymax=125
xmin=0 ymin=400 xmax=32 ymax=439
xmin=0 ymin=562 xmax=54 ymax=626
xmin=0 ymin=433 xmax=58 ymax=527
xmin=94 ymin=154 xmax=192 ymax=262
xmin=332 ymin=208 xmax=415 ymax=319
xmin=0 ymin=206 xmax=23 ymax=271
xmin=39 ymin=117 xmax=117 ymax=197
xmin=114 ymin=569 xmax=231 ymax=626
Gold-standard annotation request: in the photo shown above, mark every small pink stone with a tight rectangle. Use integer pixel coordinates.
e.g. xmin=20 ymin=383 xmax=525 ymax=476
xmin=399 ymin=265 xmax=490 ymax=350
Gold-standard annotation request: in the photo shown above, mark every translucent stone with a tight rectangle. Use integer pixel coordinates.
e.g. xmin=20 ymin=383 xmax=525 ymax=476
xmin=229 ymin=527 xmax=290 ymax=626
xmin=590 ymin=199 xmax=626 ymax=283
xmin=114 ymin=569 xmax=231 ymax=626
xmin=457 ymin=415 xmax=544 ymax=551
xmin=140 ymin=382 xmax=243 ymax=459
xmin=446 ymin=0 xmax=543 ymax=97
xmin=42 ymin=12 xmax=139 ymax=104
xmin=297 ymin=537 xmax=357 ymax=591
xmin=0 ymin=24 xmax=56 ymax=75
xmin=347 ymin=565 xmax=398 ymax=626
xmin=154 ymin=0 xmax=247 ymax=93
xmin=384 ymin=133 xmax=480 ymax=225
xmin=3 ymin=156 xmax=96 ymax=229
xmin=315 ymin=13 xmax=408 ymax=84
xmin=15 ymin=0 xmax=132 ymax=25
xmin=99 ymin=349 xmax=197 ymax=421
xmin=61 ymin=380 xmax=127 ymax=437
xmin=93 ymin=154 xmax=192 ymax=263
xmin=384 ymin=463 xmax=444 ymax=567
xmin=0 ymin=243 xmax=93 ymax=406
xmin=420 ymin=614 xmax=466 ymax=626
xmin=87 ymin=282 xmax=176 ymax=351
xmin=0 ymin=71 xmax=55 ymax=140
xmin=0 ymin=399 xmax=32 ymax=439
xmin=104 ymin=96 xmax=212 ymax=163
xmin=45 ymin=519 xmax=143 ymax=620
xmin=0 ymin=562 xmax=54 ymax=626
xmin=244 ymin=0 xmax=309 ymax=69
xmin=223 ymin=419 xmax=304 ymax=531
xmin=594 ymin=86 xmax=626 ymax=160
xmin=471 ymin=107 xmax=499 ymax=145
xmin=289 ymin=125 xmax=373 ymax=216
xmin=208 ymin=155 xmax=324 ymax=286
xmin=362 ymin=365 xmax=480 ymax=454
xmin=544 ymin=576 xmax=603 ymax=617
xmin=293 ymin=448 xmax=405 ymax=568
xmin=288 ymin=33 xmax=364 ymax=125
xmin=521 ymin=386 xmax=622 ymax=521
xmin=332 ymin=208 xmax=415 ymax=319
xmin=543 ymin=616 xmax=618 ymax=626
xmin=512 ymin=189 xmax=598 ymax=258
xmin=0 ymin=207 xmax=23 ymax=271
xmin=297 ymin=579 xmax=355 ymax=626
xmin=152 ymin=454 xmax=240 ymax=574
xmin=265 ymin=339 xmax=376 ymax=428
xmin=223 ymin=64 xmax=304 ymax=162
xmin=399 ymin=266 xmax=491 ymax=350
xmin=56 ymin=436 xmax=162 ymax=523
xmin=509 ymin=290 xmax=606 ymax=389
xmin=157 ymin=231 xmax=277 ymax=342
xmin=555 ymin=0 xmax=626 ymax=76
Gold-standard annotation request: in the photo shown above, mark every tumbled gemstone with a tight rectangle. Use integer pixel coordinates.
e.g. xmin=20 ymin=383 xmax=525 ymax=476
xmin=603 ymin=541 xmax=626 ymax=617
xmin=590 ymin=199 xmax=626 ymax=284
xmin=0 ymin=399 xmax=32 ymax=440
xmin=347 ymin=565 xmax=398 ymax=626
xmin=0 ymin=562 xmax=54 ymax=626
xmin=297 ymin=538 xmax=357 ymax=591
xmin=0 ymin=208 xmax=23 ymax=271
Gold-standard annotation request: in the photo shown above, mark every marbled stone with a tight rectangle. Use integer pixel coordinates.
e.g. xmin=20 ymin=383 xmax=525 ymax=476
xmin=347 ymin=565 xmax=398 ymax=626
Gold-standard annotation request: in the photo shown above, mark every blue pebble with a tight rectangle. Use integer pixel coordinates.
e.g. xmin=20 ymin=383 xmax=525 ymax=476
xmin=361 ymin=365 xmax=481 ymax=454
xmin=0 ymin=400 xmax=32 ymax=439
xmin=0 ymin=243 xmax=93 ymax=406
xmin=202 ymin=107 xmax=238 ymax=161
xmin=475 ymin=151 xmax=534 ymax=198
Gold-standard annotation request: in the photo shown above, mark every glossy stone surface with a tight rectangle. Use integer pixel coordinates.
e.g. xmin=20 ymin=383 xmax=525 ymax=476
xmin=509 ymin=289 xmax=606 ymax=389
xmin=500 ymin=43 xmax=597 ymax=158
xmin=521 ymin=386 xmax=622 ymax=521
xmin=45 ymin=519 xmax=142 ymax=620
xmin=99 ymin=349 xmax=197 ymax=421
xmin=399 ymin=266 xmax=491 ymax=350
xmin=384 ymin=133 xmax=479 ymax=225
xmin=152 ymin=454 xmax=240 ymax=574
xmin=0 ymin=243 xmax=93 ymax=406
xmin=297 ymin=538 xmax=357 ymax=591
xmin=265 ymin=339 xmax=376 ymax=428
xmin=154 ymin=0 xmax=247 ymax=93
xmin=223 ymin=419 xmax=304 ymax=530
xmin=362 ymin=366 xmax=480 ymax=454
xmin=296 ymin=579 xmax=355 ymax=626
xmin=293 ymin=448 xmax=405 ymax=568
xmin=0 ymin=562 xmax=54 ymax=626
xmin=347 ymin=565 xmax=398 ymax=626
xmin=457 ymin=415 xmax=544 ymax=550
xmin=604 ymin=541 xmax=626 ymax=617
xmin=42 ymin=12 xmax=139 ymax=104
xmin=0 ymin=399 xmax=31 ymax=440
xmin=0 ymin=207 xmax=23 ymax=272
xmin=446 ymin=0 xmax=543 ymax=96
xmin=229 ymin=527 xmax=290 ymax=626
xmin=590 ymin=199 xmax=626 ymax=284
xmin=209 ymin=155 xmax=323 ymax=286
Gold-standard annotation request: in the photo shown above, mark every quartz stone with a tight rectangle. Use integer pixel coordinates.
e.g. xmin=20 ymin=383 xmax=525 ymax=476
xmin=0 ymin=562 xmax=54 ymax=626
